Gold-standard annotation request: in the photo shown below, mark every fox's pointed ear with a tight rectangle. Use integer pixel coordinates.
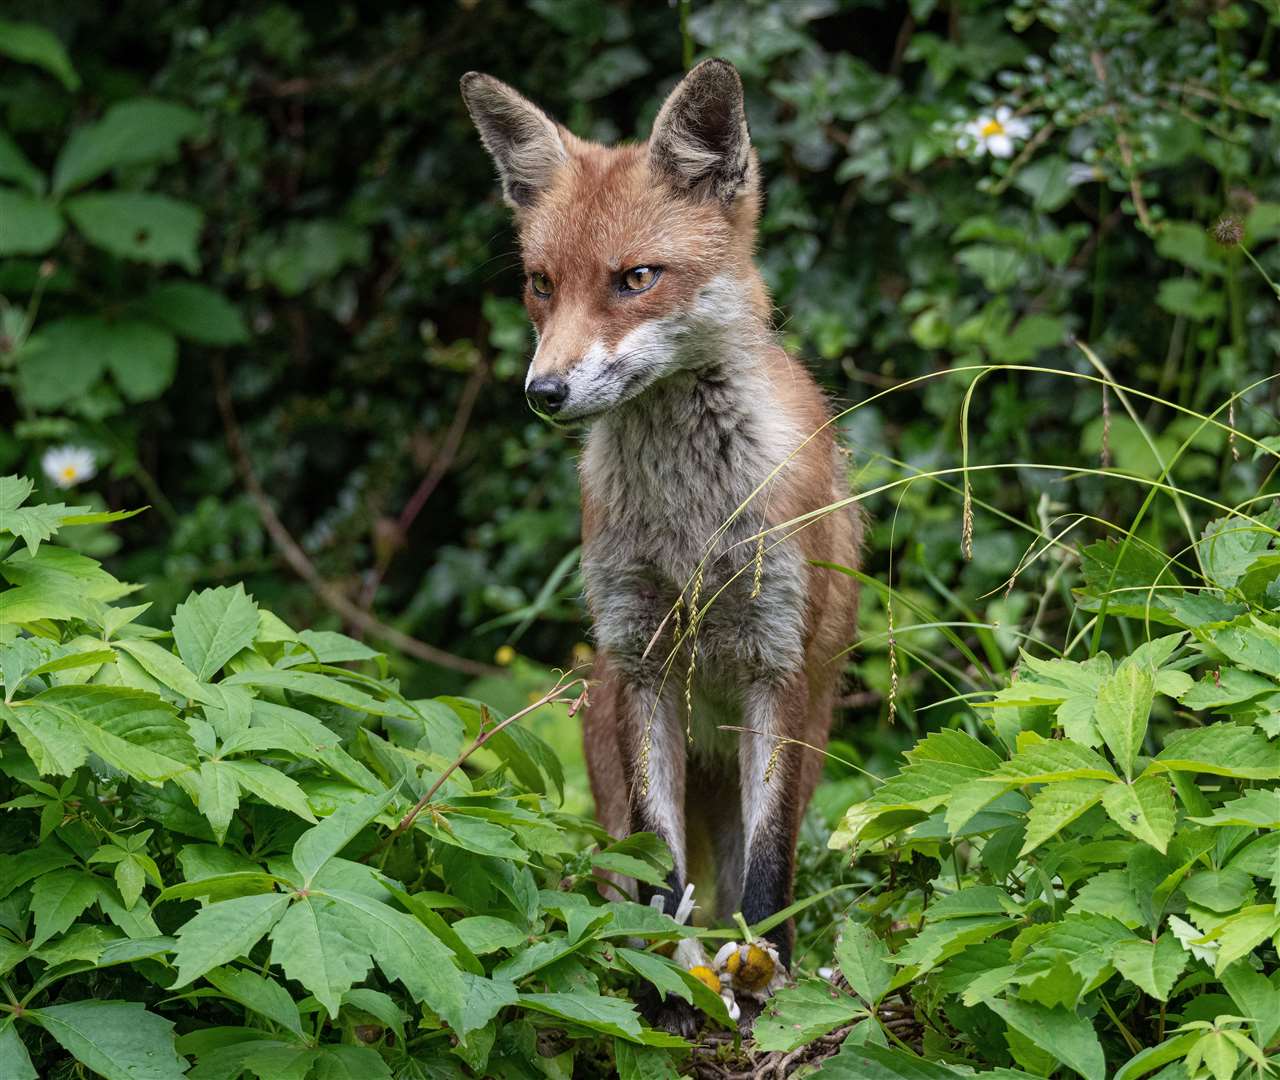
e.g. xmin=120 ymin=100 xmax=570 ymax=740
xmin=461 ymin=73 xmax=568 ymax=209
xmin=648 ymin=59 xmax=751 ymax=203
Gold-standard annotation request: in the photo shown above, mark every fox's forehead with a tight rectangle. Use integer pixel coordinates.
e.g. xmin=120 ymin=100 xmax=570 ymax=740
xmin=517 ymin=145 xmax=730 ymax=274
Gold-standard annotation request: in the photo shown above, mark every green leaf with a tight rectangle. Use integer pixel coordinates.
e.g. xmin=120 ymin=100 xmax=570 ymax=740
xmin=808 ymin=1042 xmax=974 ymax=1078
xmin=30 ymin=869 xmax=102 ymax=947
xmin=172 ymin=584 xmax=260 ymax=681
xmin=1102 ymin=774 xmax=1175 ymax=852
xmin=1112 ymin=935 xmax=1186 ymax=1000
xmin=292 ymin=788 xmax=397 ymax=888
xmin=101 ymin=320 xmax=178 ymax=402
xmin=0 ymin=189 xmax=63 ymax=255
xmin=1153 ymin=724 xmax=1280 ymax=780
xmin=753 ymin=979 xmax=865 ymax=1052
xmin=268 ymin=895 xmax=374 ymax=1019
xmin=113 ymin=638 xmax=213 ymax=704
xmin=29 ymin=1000 xmax=187 ymax=1080
xmin=1182 ymin=868 xmax=1254 ymax=912
xmin=615 ymin=1040 xmax=681 ymax=1080
xmin=321 ymin=888 xmax=466 ymax=1032
xmin=517 ymin=992 xmax=655 ymax=1043
xmin=988 ymin=735 xmax=1116 ymax=783
xmin=206 ymin=966 xmax=303 ymax=1037
xmin=194 ymin=760 xmax=241 ymax=842
xmin=0 ymin=131 xmax=44 ymax=194
xmin=1020 ymin=779 xmax=1110 ymax=855
xmin=1202 ymin=905 xmax=1280 ymax=974
xmin=835 ymin=922 xmax=892 ymax=1004
xmin=1221 ymin=961 xmax=1280 ymax=1045
xmin=892 ymin=917 xmax=1014 ymax=977
xmin=225 ymin=760 xmax=316 ymax=822
xmin=171 ymin=891 xmax=290 ymax=986
xmin=64 ymin=192 xmax=203 ymax=271
xmin=1095 ymin=663 xmax=1155 ymax=779
xmin=227 ymin=669 xmax=412 ymax=719
xmin=52 ymin=98 xmax=202 ymax=195
xmin=1190 ymin=789 xmax=1280 ymax=829
xmin=1112 ymin=1034 xmax=1200 ymax=1080
xmin=0 ymin=20 xmax=79 ymax=89
xmin=0 ymin=1024 xmax=37 ymax=1080
xmin=143 ymin=282 xmax=250 ymax=345
xmin=1209 ymin=617 xmax=1280 ymax=677
xmin=987 ymin=998 xmax=1106 ymax=1080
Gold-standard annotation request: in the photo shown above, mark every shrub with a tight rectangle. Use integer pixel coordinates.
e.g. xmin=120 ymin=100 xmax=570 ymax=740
xmin=811 ymin=505 xmax=1280 ymax=1079
xmin=0 ymin=475 xmax=748 ymax=1079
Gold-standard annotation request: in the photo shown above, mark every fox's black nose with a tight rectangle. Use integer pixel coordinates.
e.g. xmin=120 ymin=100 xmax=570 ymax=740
xmin=527 ymin=376 xmax=569 ymax=414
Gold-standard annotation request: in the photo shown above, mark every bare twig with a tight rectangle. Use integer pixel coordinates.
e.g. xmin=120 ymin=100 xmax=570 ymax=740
xmin=212 ymin=356 xmax=499 ymax=678
xmin=357 ymin=362 xmax=488 ymax=611
xmin=383 ymin=672 xmax=588 ymax=847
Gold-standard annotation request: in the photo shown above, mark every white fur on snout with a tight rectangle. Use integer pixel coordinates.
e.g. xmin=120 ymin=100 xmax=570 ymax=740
xmin=554 ymin=322 xmax=683 ymax=419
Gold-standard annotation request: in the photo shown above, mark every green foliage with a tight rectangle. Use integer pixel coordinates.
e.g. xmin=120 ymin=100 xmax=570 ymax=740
xmin=827 ymin=506 xmax=1280 ymax=1078
xmin=0 ymin=481 xmax=714 ymax=1078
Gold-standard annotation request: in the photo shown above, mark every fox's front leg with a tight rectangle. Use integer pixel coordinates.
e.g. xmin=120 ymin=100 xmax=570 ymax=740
xmin=734 ymin=675 xmax=805 ymax=1001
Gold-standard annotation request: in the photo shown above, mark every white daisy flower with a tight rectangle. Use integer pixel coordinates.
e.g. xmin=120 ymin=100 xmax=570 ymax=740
xmin=41 ymin=445 xmax=97 ymax=489
xmin=962 ymin=106 xmax=1033 ymax=159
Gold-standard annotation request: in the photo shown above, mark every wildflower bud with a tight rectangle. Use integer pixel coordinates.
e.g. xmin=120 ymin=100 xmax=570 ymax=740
xmin=1211 ymin=217 xmax=1243 ymax=247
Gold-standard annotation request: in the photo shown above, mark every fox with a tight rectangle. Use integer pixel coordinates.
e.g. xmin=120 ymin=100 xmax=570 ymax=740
xmin=461 ymin=58 xmax=862 ymax=1032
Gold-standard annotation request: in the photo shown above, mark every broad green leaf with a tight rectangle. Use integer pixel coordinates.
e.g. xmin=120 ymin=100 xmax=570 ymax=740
xmin=892 ymin=916 xmax=1013 ymax=976
xmin=1209 ymin=617 xmax=1280 ymax=677
xmin=321 ymin=888 xmax=466 ymax=1032
xmin=195 ymin=760 xmax=241 ymax=842
xmin=1112 ymin=1034 xmax=1200 ymax=1080
xmin=30 ymin=1000 xmax=187 ymax=1080
xmin=1153 ymin=724 xmax=1280 ymax=780
xmin=1221 ymin=961 xmax=1280 ymax=1045
xmin=450 ymin=915 xmax=525 ymax=955
xmin=0 ymin=189 xmax=63 ymax=255
xmin=0 ymin=19 xmax=79 ymax=89
xmin=30 ymin=869 xmax=102 ymax=947
xmin=0 ymin=1024 xmax=36 ymax=1080
xmin=171 ymin=891 xmax=290 ymax=986
xmin=341 ymin=987 xmax=407 ymax=1044
xmin=52 ymin=98 xmax=201 ymax=195
xmin=1112 ymin=935 xmax=1185 ymax=1000
xmin=143 ymin=281 xmax=250 ymax=345
xmin=1182 ymin=868 xmax=1254 ymax=912
xmin=1068 ymin=871 xmax=1145 ymax=929
xmin=1102 ymin=775 xmax=1175 ymax=852
xmin=753 ymin=979 xmax=865 ymax=1052
xmin=225 ymin=760 xmax=316 ymax=822
xmin=987 ymin=735 xmax=1116 ymax=783
xmin=291 ymin=788 xmax=397 ymax=887
xmin=988 ymin=998 xmax=1106 ymax=1080
xmin=206 ymin=966 xmax=303 ymax=1037
xmin=101 ymin=320 xmax=178 ymax=402
xmin=615 ymin=1041 xmax=681 ymax=1080
xmin=268 ymin=895 xmax=374 ymax=1019
xmin=517 ymin=992 xmax=652 ymax=1042
xmin=64 ymin=191 xmax=203 ymax=271
xmin=227 ymin=668 xmax=412 ymax=719
xmin=835 ymin=922 xmax=892 ymax=1004
xmin=1095 ymin=663 xmax=1155 ymax=779
xmin=113 ymin=638 xmax=213 ymax=704
xmin=1020 ymin=779 xmax=1110 ymax=855
xmin=1202 ymin=905 xmax=1280 ymax=973
xmin=311 ymin=1044 xmax=393 ymax=1080
xmin=0 ymin=132 xmax=43 ymax=194
xmin=1190 ymin=789 xmax=1280 ymax=829
xmin=173 ymin=584 xmax=260 ymax=681
xmin=809 ymin=1042 xmax=975 ymax=1078
xmin=0 ymin=698 xmax=87 ymax=775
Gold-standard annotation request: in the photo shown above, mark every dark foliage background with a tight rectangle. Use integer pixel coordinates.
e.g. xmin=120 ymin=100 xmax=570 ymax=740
xmin=3 ymin=0 xmax=1278 ymax=744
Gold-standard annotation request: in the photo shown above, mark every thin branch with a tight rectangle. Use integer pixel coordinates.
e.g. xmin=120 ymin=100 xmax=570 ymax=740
xmin=212 ymin=356 xmax=499 ymax=678
xmin=358 ymin=362 xmax=488 ymax=612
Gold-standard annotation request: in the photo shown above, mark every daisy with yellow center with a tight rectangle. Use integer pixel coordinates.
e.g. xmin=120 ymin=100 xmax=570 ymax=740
xmin=962 ymin=105 xmax=1032 ymax=159
xmin=41 ymin=446 xmax=97 ymax=490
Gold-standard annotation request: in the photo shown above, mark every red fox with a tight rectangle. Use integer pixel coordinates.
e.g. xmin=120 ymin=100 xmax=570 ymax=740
xmin=462 ymin=58 xmax=862 ymax=1031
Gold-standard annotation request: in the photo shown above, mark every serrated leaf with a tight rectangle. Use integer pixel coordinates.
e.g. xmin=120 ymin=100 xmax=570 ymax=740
xmin=1152 ymin=724 xmax=1280 ymax=780
xmin=52 ymin=98 xmax=201 ymax=195
xmin=292 ymin=788 xmax=397 ymax=888
xmin=195 ymin=760 xmax=241 ymax=843
xmin=206 ymin=966 xmax=303 ymax=1037
xmin=171 ymin=891 xmax=290 ymax=987
xmin=987 ymin=998 xmax=1105 ymax=1080
xmin=0 ymin=1024 xmax=36 ymax=1080
xmin=225 ymin=760 xmax=316 ymax=822
xmin=30 ymin=1000 xmax=187 ymax=1080
xmin=1112 ymin=935 xmax=1185 ymax=1000
xmin=1209 ymin=617 xmax=1280 ymax=677
xmin=268 ymin=895 xmax=373 ymax=1019
xmin=0 ymin=132 xmax=43 ymax=194
xmin=1190 ymin=789 xmax=1280 ymax=829
xmin=987 ymin=735 xmax=1116 ymax=783
xmin=753 ymin=979 xmax=865 ymax=1052
xmin=892 ymin=917 xmax=1013 ymax=976
xmin=173 ymin=584 xmax=260 ymax=681
xmin=1020 ymin=778 xmax=1110 ymax=855
xmin=64 ymin=191 xmax=203 ymax=271
xmin=1202 ymin=905 xmax=1280 ymax=974
xmin=30 ymin=869 xmax=102 ymax=947
xmin=1102 ymin=775 xmax=1175 ymax=852
xmin=1095 ymin=663 xmax=1155 ymax=779
xmin=836 ymin=922 xmax=892 ymax=1004
xmin=517 ymin=992 xmax=655 ymax=1043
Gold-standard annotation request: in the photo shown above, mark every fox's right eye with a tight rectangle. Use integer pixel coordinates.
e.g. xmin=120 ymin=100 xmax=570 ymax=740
xmin=529 ymin=272 xmax=553 ymax=298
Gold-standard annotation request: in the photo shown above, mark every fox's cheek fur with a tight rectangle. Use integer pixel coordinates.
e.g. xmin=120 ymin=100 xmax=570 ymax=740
xmin=525 ymin=274 xmax=747 ymax=419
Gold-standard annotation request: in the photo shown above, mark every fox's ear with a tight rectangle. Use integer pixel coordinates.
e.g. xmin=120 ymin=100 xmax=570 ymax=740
xmin=648 ymin=58 xmax=751 ymax=203
xmin=460 ymin=73 xmax=568 ymax=209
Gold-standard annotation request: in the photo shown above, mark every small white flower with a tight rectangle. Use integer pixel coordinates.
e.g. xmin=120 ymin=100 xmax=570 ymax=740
xmin=41 ymin=445 xmax=97 ymax=489
xmin=961 ymin=106 xmax=1033 ymax=159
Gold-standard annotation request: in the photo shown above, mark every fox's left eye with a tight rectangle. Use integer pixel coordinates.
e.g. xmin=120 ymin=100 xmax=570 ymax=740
xmin=620 ymin=266 xmax=661 ymax=293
